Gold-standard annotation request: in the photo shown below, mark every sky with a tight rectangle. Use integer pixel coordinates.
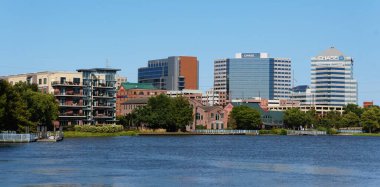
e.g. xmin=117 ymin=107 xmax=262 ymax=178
xmin=0 ymin=0 xmax=379 ymax=105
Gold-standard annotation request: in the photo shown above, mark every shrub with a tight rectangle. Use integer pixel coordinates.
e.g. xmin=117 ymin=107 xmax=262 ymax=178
xmin=195 ymin=125 xmax=206 ymax=130
xmin=74 ymin=124 xmax=124 ymax=133
xmin=327 ymin=128 xmax=338 ymax=135
xmin=259 ymin=129 xmax=287 ymax=135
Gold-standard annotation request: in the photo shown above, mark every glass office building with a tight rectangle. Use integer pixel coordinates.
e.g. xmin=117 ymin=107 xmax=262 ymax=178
xmin=311 ymin=47 xmax=358 ymax=106
xmin=138 ymin=56 xmax=199 ymax=91
xmin=214 ymin=53 xmax=292 ymax=100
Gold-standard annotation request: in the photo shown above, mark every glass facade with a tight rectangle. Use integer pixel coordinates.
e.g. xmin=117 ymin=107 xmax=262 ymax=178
xmin=215 ymin=53 xmax=291 ymax=100
xmin=229 ymin=58 xmax=274 ymax=99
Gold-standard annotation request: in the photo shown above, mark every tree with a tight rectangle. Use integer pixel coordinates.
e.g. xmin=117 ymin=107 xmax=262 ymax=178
xmin=318 ymin=111 xmax=341 ymax=129
xmin=0 ymin=80 xmax=30 ymax=132
xmin=284 ymin=108 xmax=307 ymax=129
xmin=171 ymin=97 xmax=193 ymax=132
xmin=0 ymin=80 xmax=59 ymax=132
xmin=230 ymin=105 xmax=261 ymax=130
xmin=361 ymin=107 xmax=380 ymax=133
xmin=343 ymin=104 xmax=364 ymax=117
xmin=133 ymin=94 xmax=193 ymax=132
xmin=340 ymin=111 xmax=360 ymax=128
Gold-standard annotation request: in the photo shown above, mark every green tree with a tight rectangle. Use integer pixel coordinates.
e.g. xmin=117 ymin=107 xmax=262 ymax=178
xmin=0 ymin=80 xmax=31 ymax=132
xmin=343 ymin=104 xmax=364 ymax=117
xmin=361 ymin=107 xmax=380 ymax=133
xmin=230 ymin=105 xmax=261 ymax=130
xmin=340 ymin=111 xmax=360 ymax=128
xmin=284 ymin=108 xmax=307 ymax=129
xmin=171 ymin=97 xmax=193 ymax=132
xmin=0 ymin=80 xmax=59 ymax=132
xmin=133 ymin=94 xmax=193 ymax=132
xmin=318 ymin=111 xmax=341 ymax=129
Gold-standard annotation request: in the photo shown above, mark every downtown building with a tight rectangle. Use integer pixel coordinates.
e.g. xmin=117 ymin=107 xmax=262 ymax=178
xmin=311 ymin=47 xmax=357 ymax=106
xmin=214 ymin=52 xmax=292 ymax=101
xmin=1 ymin=68 xmax=120 ymax=126
xmin=138 ymin=56 xmax=199 ymax=91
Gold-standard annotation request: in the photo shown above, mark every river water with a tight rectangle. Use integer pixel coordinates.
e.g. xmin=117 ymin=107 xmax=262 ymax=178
xmin=1 ymin=135 xmax=380 ymax=186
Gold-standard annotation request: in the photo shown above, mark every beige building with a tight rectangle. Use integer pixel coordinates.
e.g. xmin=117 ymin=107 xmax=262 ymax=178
xmin=1 ymin=71 xmax=82 ymax=94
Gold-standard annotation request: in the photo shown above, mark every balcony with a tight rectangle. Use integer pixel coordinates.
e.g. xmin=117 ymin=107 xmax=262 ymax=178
xmin=54 ymin=90 xmax=85 ymax=97
xmin=59 ymin=103 xmax=87 ymax=108
xmin=93 ymin=83 xmax=115 ymax=89
xmin=52 ymin=81 xmax=82 ymax=87
xmin=93 ymin=104 xmax=114 ymax=109
xmin=59 ymin=112 xmax=86 ymax=118
xmin=93 ymin=114 xmax=114 ymax=119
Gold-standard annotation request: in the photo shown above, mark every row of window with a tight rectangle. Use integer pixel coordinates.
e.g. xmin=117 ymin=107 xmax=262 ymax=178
xmin=38 ymin=78 xmax=48 ymax=85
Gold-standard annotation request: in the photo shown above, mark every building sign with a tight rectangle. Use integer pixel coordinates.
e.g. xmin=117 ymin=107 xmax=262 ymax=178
xmin=316 ymin=56 xmax=345 ymax=61
xmin=241 ymin=53 xmax=260 ymax=58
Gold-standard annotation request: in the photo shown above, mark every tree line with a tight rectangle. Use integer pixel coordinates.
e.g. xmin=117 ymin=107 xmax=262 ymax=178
xmin=284 ymin=104 xmax=380 ymax=133
xmin=0 ymin=80 xmax=59 ymax=132
xmin=117 ymin=94 xmax=193 ymax=132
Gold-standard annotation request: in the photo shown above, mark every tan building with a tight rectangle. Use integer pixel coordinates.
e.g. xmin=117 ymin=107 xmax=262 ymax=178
xmin=1 ymin=71 xmax=82 ymax=94
xmin=166 ymin=89 xmax=203 ymax=104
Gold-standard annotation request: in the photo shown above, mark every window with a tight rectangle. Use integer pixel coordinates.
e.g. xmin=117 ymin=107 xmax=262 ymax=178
xmin=43 ymin=78 xmax=47 ymax=84
xmin=196 ymin=113 xmax=201 ymax=120
xmin=39 ymin=79 xmax=42 ymax=85
xmin=73 ymin=78 xmax=80 ymax=85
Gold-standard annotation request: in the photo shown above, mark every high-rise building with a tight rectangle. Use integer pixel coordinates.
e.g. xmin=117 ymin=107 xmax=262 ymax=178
xmin=214 ymin=53 xmax=292 ymax=100
xmin=138 ymin=56 xmax=199 ymax=91
xmin=77 ymin=68 xmax=120 ymax=125
xmin=1 ymin=68 xmax=120 ymax=126
xmin=290 ymin=85 xmax=313 ymax=106
xmin=311 ymin=47 xmax=357 ymax=106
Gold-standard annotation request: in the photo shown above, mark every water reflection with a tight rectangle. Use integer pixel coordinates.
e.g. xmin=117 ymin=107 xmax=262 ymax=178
xmin=1 ymin=136 xmax=380 ymax=186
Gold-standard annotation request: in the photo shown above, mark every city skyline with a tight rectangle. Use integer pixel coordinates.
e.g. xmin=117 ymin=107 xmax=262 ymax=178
xmin=0 ymin=0 xmax=379 ymax=104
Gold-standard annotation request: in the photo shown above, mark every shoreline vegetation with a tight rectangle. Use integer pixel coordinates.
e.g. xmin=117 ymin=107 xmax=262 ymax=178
xmin=63 ymin=129 xmax=380 ymax=138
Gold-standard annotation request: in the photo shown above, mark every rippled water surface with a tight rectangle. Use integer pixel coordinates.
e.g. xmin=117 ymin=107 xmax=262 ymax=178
xmin=1 ymin=135 xmax=380 ymax=186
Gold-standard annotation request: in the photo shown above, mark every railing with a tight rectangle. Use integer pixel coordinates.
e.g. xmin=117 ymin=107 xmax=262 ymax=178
xmin=338 ymin=129 xmax=363 ymax=134
xmin=52 ymin=81 xmax=82 ymax=86
xmin=0 ymin=132 xmax=36 ymax=143
xmin=193 ymin=129 xmax=259 ymax=135
xmin=59 ymin=113 xmax=85 ymax=117
xmin=287 ymin=130 xmax=327 ymax=136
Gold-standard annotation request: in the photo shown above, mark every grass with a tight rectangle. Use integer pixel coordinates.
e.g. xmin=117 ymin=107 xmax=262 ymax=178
xmin=64 ymin=131 xmax=138 ymax=138
xmin=352 ymin=133 xmax=380 ymax=137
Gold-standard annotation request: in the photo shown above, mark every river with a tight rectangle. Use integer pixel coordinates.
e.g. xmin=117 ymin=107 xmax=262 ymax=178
xmin=1 ymin=135 xmax=380 ymax=186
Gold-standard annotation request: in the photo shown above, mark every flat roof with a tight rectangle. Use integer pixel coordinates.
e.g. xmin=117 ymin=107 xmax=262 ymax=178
xmin=77 ymin=68 xmax=121 ymax=72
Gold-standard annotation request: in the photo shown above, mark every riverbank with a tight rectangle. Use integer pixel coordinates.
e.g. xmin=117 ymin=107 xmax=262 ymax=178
xmin=352 ymin=133 xmax=380 ymax=137
xmin=64 ymin=131 xmax=138 ymax=138
xmin=63 ymin=130 xmax=380 ymax=138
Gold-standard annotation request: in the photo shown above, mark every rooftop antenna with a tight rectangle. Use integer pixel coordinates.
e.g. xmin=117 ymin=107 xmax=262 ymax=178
xmin=106 ymin=58 xmax=110 ymax=68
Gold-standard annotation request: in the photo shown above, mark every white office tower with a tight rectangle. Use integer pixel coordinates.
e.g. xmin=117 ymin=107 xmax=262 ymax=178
xmin=311 ymin=47 xmax=357 ymax=106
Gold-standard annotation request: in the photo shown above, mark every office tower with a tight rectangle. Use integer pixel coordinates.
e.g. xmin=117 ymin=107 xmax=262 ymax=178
xmin=138 ymin=56 xmax=199 ymax=91
xmin=311 ymin=47 xmax=357 ymax=106
xmin=214 ymin=53 xmax=292 ymax=100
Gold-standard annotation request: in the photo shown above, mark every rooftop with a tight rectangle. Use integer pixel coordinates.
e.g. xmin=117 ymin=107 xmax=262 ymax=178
xmin=317 ymin=47 xmax=345 ymax=57
xmin=199 ymin=106 xmax=223 ymax=112
xmin=77 ymin=68 xmax=121 ymax=72
xmin=121 ymin=82 xmax=157 ymax=90
xmin=122 ymin=98 xmax=149 ymax=105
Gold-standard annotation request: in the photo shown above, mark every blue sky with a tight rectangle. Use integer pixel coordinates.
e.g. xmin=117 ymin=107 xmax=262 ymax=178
xmin=0 ymin=0 xmax=379 ymax=105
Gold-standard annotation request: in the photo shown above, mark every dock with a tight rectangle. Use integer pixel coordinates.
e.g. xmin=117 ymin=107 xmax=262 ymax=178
xmin=0 ymin=131 xmax=38 ymax=143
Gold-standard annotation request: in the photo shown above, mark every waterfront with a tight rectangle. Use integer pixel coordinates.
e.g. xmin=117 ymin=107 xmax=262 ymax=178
xmin=1 ymin=136 xmax=380 ymax=186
